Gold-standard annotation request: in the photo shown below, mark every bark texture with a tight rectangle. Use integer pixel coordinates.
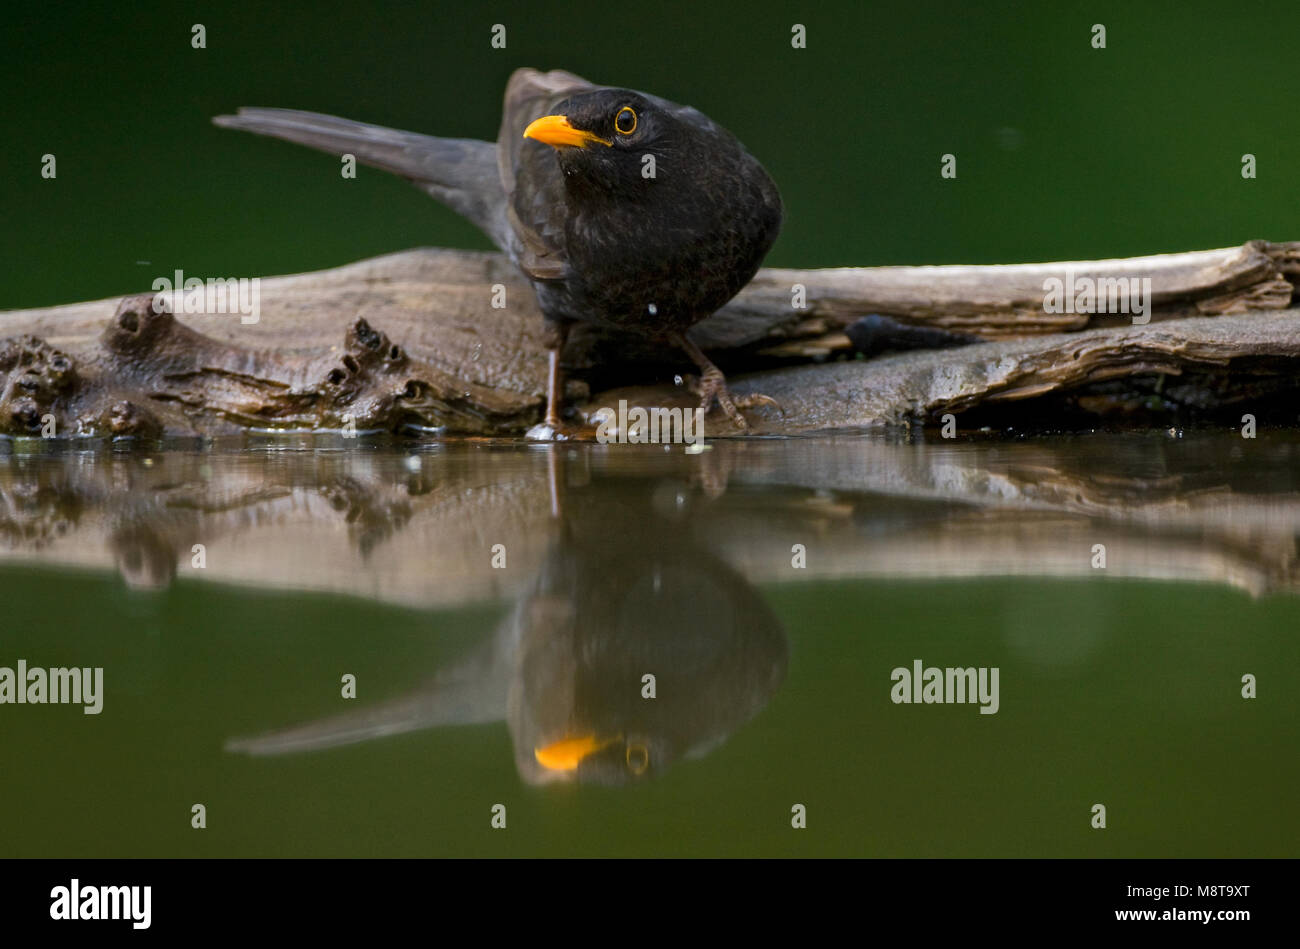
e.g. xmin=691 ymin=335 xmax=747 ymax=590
xmin=1 ymin=241 xmax=1297 ymax=437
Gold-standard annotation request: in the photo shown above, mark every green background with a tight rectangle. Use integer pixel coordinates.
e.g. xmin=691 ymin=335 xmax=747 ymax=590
xmin=2 ymin=566 xmax=1294 ymax=857
xmin=4 ymin=0 xmax=1298 ymax=310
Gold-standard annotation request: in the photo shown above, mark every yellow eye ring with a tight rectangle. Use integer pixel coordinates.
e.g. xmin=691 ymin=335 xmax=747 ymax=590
xmin=626 ymin=742 xmax=649 ymax=775
xmin=615 ymin=107 xmax=637 ymax=135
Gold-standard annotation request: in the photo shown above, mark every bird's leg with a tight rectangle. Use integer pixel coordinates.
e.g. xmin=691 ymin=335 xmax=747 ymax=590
xmin=546 ymin=439 xmax=563 ymax=519
xmin=543 ymin=320 xmax=570 ymax=430
xmin=672 ymin=333 xmax=781 ymax=431
xmin=527 ymin=320 xmax=575 ymax=441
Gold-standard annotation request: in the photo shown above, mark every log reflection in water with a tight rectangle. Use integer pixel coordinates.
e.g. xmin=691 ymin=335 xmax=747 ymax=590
xmin=0 ymin=434 xmax=1298 ymax=602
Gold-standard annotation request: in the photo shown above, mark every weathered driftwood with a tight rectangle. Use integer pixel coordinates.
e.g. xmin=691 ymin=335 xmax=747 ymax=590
xmin=713 ymin=308 xmax=1300 ymax=433
xmin=2 ymin=439 xmax=1298 ymax=602
xmin=713 ymin=239 xmax=1300 ymax=352
xmin=1 ymin=241 xmax=1297 ymax=437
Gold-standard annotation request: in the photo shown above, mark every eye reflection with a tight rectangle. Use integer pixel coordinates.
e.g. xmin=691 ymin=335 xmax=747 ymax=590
xmin=626 ymin=742 xmax=650 ymax=775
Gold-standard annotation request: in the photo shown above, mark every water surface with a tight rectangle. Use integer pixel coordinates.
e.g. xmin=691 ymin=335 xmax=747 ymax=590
xmin=0 ymin=432 xmax=1295 ymax=856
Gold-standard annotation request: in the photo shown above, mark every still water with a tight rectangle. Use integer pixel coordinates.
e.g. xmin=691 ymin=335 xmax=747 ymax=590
xmin=0 ymin=433 xmax=1295 ymax=857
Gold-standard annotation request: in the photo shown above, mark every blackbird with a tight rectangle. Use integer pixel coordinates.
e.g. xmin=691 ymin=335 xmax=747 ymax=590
xmin=214 ymin=68 xmax=783 ymax=437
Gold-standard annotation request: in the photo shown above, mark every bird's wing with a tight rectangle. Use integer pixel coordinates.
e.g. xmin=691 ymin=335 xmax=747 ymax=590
xmin=497 ymin=68 xmax=598 ymax=282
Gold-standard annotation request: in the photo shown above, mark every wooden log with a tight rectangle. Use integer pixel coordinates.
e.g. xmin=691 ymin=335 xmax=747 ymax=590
xmin=704 ymin=308 xmax=1300 ymax=433
xmin=697 ymin=240 xmax=1300 ymax=350
xmin=1 ymin=242 xmax=1296 ymax=437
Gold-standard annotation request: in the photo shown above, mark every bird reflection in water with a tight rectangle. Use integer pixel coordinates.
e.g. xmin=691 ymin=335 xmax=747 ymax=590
xmin=226 ymin=452 xmax=788 ymax=785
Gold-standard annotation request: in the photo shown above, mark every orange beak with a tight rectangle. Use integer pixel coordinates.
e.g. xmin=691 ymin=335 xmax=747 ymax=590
xmin=523 ymin=114 xmax=612 ymax=149
xmin=533 ymin=733 xmax=621 ymax=771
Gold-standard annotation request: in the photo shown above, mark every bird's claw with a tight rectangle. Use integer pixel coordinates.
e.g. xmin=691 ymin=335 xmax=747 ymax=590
xmin=683 ymin=370 xmax=783 ymax=431
xmin=734 ymin=392 xmax=784 ymax=413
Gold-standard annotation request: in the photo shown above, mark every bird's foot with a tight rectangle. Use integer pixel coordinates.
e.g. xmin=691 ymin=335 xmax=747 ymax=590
xmin=683 ymin=369 xmax=783 ymax=432
xmin=526 ymin=416 xmax=596 ymax=441
xmin=526 ymin=418 xmax=572 ymax=441
xmin=526 ymin=422 xmax=563 ymax=441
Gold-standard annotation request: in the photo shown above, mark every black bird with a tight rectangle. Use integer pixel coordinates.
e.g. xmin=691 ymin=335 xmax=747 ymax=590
xmin=214 ymin=68 xmax=783 ymax=437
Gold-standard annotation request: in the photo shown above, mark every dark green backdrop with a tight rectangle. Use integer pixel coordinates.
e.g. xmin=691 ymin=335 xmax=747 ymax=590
xmin=5 ymin=0 xmax=1298 ymax=310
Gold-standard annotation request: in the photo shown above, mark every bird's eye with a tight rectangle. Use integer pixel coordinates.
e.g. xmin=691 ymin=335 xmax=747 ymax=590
xmin=626 ymin=742 xmax=649 ymax=775
xmin=615 ymin=107 xmax=637 ymax=135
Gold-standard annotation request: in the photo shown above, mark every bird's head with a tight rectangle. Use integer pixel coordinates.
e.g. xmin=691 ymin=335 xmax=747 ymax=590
xmin=529 ymin=730 xmax=663 ymax=786
xmin=523 ymin=89 xmax=667 ymax=195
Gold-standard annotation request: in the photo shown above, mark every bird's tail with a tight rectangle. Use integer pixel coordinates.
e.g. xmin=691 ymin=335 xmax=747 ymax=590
xmin=212 ymin=107 xmax=509 ymax=250
xmin=223 ymin=688 xmax=493 ymax=756
xmin=224 ymin=616 xmax=520 ymax=756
